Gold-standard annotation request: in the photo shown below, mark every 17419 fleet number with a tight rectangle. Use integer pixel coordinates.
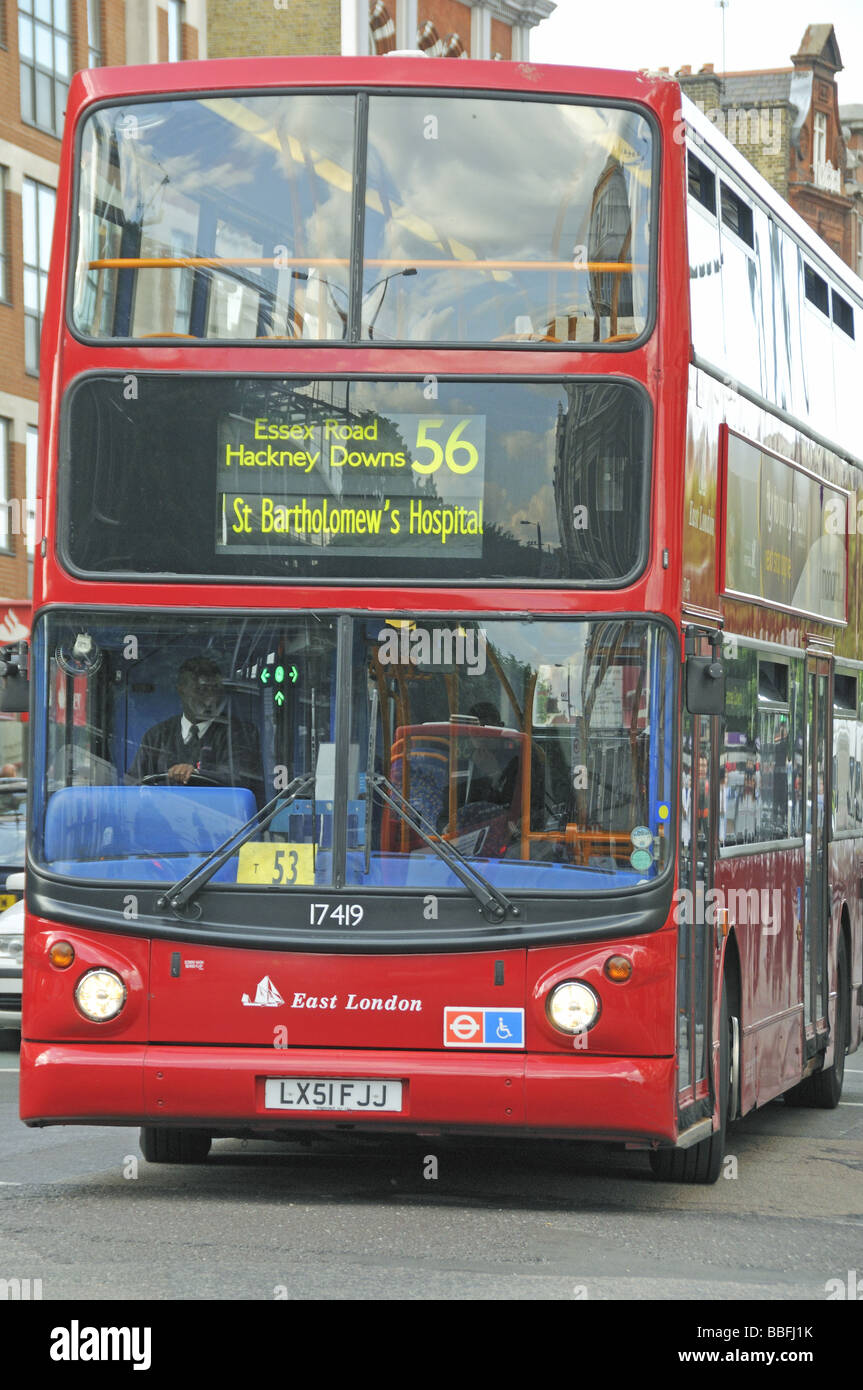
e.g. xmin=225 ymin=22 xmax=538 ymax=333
xmin=310 ymin=902 xmax=364 ymax=926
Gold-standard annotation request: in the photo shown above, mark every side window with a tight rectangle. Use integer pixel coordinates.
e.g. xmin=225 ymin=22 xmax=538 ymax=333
xmin=720 ymin=183 xmax=754 ymax=246
xmin=833 ymin=672 xmax=858 ymax=833
xmin=719 ymin=179 xmax=761 ymax=393
xmin=801 ymin=259 xmax=836 ymax=433
xmin=686 ymin=146 xmax=724 ymax=367
xmin=722 ymin=645 xmax=757 ymax=847
xmin=756 ymin=658 xmax=790 ymax=841
xmin=688 ymin=151 xmax=716 ymax=213
xmin=721 ymin=646 xmax=802 ymax=847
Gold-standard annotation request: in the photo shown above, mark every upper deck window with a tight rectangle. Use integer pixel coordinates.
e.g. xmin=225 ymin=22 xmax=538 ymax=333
xmin=361 ymin=97 xmax=653 ymax=344
xmin=719 ymin=183 xmax=754 ymax=247
xmin=71 ymin=92 xmax=654 ymax=347
xmin=804 ymin=263 xmax=829 ymax=316
xmin=687 ymin=151 xmax=716 ymax=215
xmin=831 ymin=288 xmax=855 ymax=338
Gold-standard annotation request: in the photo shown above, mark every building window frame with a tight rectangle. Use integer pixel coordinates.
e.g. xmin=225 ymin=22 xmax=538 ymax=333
xmin=813 ymin=110 xmax=828 ymax=170
xmin=18 ymin=0 xmax=72 ymax=137
xmin=22 ymin=176 xmax=56 ymax=376
xmin=0 ymin=166 xmax=9 ymax=304
xmin=25 ymin=424 xmax=38 ymax=558
xmin=166 ymin=0 xmax=183 ymax=62
xmin=87 ymin=0 xmax=102 ymax=67
xmin=0 ymin=419 xmax=13 ymax=555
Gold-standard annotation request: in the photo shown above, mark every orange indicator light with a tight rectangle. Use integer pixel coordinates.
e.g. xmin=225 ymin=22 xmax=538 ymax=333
xmin=604 ymin=955 xmax=632 ymax=983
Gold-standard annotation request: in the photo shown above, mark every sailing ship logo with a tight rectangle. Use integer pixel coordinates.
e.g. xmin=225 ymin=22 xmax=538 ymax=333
xmin=241 ymin=976 xmax=285 ymax=1007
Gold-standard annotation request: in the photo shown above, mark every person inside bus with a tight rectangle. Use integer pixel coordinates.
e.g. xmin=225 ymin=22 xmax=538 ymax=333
xmin=130 ymin=656 xmax=263 ymax=801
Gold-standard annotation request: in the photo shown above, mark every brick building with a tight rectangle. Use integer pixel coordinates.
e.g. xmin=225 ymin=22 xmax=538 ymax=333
xmin=841 ymin=103 xmax=863 ymax=281
xmin=675 ymin=24 xmax=860 ymax=273
xmin=0 ymin=1 xmax=206 ymax=619
xmin=208 ymin=0 xmax=555 ymax=63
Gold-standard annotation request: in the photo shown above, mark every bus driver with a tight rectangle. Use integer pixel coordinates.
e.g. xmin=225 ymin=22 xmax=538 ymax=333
xmin=130 ymin=656 xmax=262 ymax=799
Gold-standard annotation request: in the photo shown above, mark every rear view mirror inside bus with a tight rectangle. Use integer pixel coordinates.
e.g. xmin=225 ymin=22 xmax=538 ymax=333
xmin=685 ymin=654 xmax=725 ymax=716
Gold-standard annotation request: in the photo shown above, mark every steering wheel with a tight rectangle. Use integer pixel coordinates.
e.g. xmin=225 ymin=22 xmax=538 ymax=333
xmin=141 ymin=772 xmax=223 ymax=787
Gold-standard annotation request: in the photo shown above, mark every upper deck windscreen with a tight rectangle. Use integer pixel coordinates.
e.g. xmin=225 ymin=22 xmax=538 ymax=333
xmin=71 ymin=92 xmax=654 ymax=346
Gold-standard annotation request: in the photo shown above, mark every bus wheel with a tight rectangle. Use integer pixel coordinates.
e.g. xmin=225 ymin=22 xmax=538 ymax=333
xmin=784 ymin=938 xmax=849 ymax=1110
xmin=139 ymin=1127 xmax=212 ymax=1164
xmin=650 ymin=983 xmax=733 ymax=1185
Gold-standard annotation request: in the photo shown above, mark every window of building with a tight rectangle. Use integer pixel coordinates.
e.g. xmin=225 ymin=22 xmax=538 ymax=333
xmin=22 ymin=178 xmax=56 ymax=374
xmin=0 ymin=419 xmax=10 ymax=552
xmin=0 ymin=166 xmax=9 ymax=302
xmin=813 ymin=110 xmax=828 ymax=168
xmin=25 ymin=424 xmax=38 ymax=553
xmin=166 ymin=0 xmax=183 ymax=62
xmin=18 ymin=0 xmax=72 ymax=135
xmin=87 ymin=0 xmax=102 ymax=66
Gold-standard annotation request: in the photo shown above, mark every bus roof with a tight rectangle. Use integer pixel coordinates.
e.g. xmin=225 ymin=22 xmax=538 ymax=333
xmin=66 ymin=53 xmax=678 ymax=111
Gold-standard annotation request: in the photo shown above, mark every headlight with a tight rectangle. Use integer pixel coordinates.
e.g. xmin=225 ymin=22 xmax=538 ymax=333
xmin=0 ymin=935 xmax=23 ymax=965
xmin=547 ymin=980 xmax=601 ymax=1035
xmin=75 ymin=968 xmax=127 ymax=1022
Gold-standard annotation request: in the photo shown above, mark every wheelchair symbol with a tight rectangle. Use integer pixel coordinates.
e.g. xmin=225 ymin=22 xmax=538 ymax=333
xmin=495 ymin=1017 xmax=513 ymax=1040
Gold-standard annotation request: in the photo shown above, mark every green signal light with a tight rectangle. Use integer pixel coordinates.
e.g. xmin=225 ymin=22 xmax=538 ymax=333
xmin=260 ymin=668 xmax=270 ymax=684
xmin=275 ymin=664 xmax=285 ymax=684
xmin=274 ymin=690 xmax=285 ymax=707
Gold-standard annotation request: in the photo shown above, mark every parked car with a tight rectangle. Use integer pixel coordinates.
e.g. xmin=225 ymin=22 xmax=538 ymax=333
xmin=0 ymin=776 xmax=26 ymax=909
xmin=0 ymin=895 xmax=23 ymax=1037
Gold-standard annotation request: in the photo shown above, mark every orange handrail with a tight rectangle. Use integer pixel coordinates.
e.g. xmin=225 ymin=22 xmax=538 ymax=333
xmin=88 ymin=255 xmax=642 ymax=274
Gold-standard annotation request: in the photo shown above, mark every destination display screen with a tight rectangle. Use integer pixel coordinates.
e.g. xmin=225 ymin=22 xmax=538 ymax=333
xmin=218 ymin=411 xmax=486 ymax=559
xmin=62 ymin=376 xmax=650 ymax=585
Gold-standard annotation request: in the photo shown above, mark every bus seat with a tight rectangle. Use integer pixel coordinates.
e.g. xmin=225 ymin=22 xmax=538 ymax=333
xmin=383 ymin=736 xmax=450 ymax=849
xmin=44 ymin=785 xmax=257 ymax=862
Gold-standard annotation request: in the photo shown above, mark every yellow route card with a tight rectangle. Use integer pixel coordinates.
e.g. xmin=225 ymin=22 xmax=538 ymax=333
xmin=236 ymin=842 xmax=315 ymax=886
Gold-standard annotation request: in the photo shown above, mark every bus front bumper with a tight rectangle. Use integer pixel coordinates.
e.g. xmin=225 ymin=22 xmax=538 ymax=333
xmin=19 ymin=1042 xmax=678 ymax=1142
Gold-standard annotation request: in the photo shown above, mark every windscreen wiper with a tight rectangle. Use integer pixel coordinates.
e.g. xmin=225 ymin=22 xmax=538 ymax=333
xmin=156 ymin=773 xmax=315 ymax=914
xmin=369 ymin=771 xmax=519 ymax=924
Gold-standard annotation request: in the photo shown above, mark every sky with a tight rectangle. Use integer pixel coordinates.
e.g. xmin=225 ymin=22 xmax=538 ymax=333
xmin=530 ymin=0 xmax=863 ymax=108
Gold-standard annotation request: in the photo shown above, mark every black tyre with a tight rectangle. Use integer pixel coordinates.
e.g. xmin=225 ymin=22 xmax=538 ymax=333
xmin=784 ymin=938 xmax=849 ymax=1110
xmin=139 ymin=1127 xmax=212 ymax=1164
xmin=650 ymin=983 xmax=733 ymax=1185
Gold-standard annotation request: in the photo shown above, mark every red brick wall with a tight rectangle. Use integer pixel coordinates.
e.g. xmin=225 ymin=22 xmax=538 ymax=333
xmin=0 ymin=441 xmax=32 ymax=597
xmin=418 ymin=2 xmax=472 ymax=52
xmin=102 ymin=0 xmax=127 ymax=66
xmin=182 ymin=20 xmax=198 ymax=60
xmin=157 ymin=5 xmax=169 ymax=62
xmin=490 ymin=18 xmax=512 ymax=60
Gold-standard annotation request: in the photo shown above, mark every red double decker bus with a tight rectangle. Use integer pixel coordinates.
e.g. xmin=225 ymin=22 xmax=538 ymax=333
xmin=18 ymin=56 xmax=862 ymax=1182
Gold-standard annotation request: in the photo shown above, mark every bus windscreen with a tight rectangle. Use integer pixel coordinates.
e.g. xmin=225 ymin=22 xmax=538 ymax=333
xmin=33 ymin=611 xmax=675 ymax=898
xmin=72 ymin=93 xmax=654 ymax=346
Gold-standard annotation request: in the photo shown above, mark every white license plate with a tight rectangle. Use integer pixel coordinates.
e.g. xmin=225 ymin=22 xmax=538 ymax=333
xmin=264 ymin=1078 xmax=403 ymax=1112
